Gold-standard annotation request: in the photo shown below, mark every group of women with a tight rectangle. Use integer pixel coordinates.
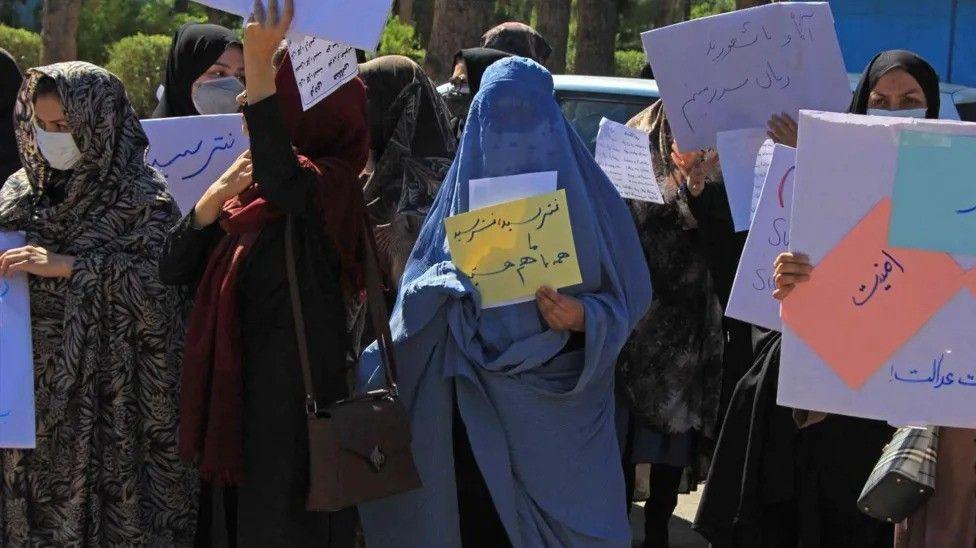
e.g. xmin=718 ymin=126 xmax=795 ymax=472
xmin=0 ymin=0 xmax=972 ymax=545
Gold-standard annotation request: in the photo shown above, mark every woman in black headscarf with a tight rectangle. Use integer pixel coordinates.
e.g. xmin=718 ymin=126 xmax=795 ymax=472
xmin=441 ymin=47 xmax=512 ymax=138
xmin=358 ymin=55 xmax=457 ymax=290
xmin=481 ymin=22 xmax=552 ymax=64
xmin=0 ymin=49 xmax=22 ymax=182
xmin=152 ymin=23 xmax=244 ymax=118
xmin=694 ymin=50 xmax=944 ymax=548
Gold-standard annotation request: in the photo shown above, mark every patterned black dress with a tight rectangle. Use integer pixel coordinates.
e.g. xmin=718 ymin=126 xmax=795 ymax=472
xmin=0 ymin=63 xmax=197 ymax=545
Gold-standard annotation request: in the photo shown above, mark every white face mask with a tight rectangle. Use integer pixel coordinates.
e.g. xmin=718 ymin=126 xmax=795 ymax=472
xmin=34 ymin=124 xmax=82 ymax=171
xmin=192 ymin=76 xmax=245 ymax=115
xmin=866 ymin=107 xmax=928 ymax=119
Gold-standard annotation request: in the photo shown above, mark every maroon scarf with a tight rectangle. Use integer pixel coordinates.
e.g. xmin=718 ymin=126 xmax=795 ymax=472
xmin=178 ymin=53 xmax=369 ymax=484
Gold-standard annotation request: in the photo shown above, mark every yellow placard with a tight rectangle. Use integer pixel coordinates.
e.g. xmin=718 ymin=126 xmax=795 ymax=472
xmin=444 ymin=189 xmax=582 ymax=307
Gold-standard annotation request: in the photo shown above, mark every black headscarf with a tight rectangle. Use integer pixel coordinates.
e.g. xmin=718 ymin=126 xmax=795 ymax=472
xmin=152 ymin=23 xmax=240 ymax=118
xmin=0 ymin=48 xmax=22 ymax=182
xmin=481 ymin=22 xmax=552 ymax=64
xmin=359 ymin=55 xmax=457 ymax=288
xmin=456 ymin=47 xmax=513 ymax=95
xmin=849 ymin=50 xmax=940 ymax=118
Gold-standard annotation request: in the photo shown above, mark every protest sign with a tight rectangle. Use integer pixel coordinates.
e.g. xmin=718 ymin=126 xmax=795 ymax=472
xmin=889 ymin=131 xmax=976 ymax=256
xmin=725 ymin=144 xmax=795 ymax=330
xmin=642 ymin=2 xmax=850 ymax=149
xmin=142 ymin=114 xmax=250 ymax=215
xmin=194 ymin=0 xmax=392 ymax=50
xmin=0 ymin=232 xmax=34 ymax=448
xmin=445 ymin=189 xmax=582 ymax=308
xmin=779 ymin=110 xmax=976 ymax=427
xmin=287 ymin=34 xmax=359 ymax=111
xmin=468 ymin=171 xmax=557 ymax=210
xmin=751 ymin=139 xmax=775 ymax=222
xmin=717 ymin=128 xmax=770 ymax=231
xmin=594 ymin=118 xmax=664 ymax=204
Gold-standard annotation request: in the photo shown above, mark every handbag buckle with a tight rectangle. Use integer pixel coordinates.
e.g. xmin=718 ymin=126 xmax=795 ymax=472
xmin=369 ymin=446 xmax=387 ymax=472
xmin=305 ymin=395 xmax=319 ymax=417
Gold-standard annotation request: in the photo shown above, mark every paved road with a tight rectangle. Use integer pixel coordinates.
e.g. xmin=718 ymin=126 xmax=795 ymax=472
xmin=630 ymin=489 xmax=707 ymax=548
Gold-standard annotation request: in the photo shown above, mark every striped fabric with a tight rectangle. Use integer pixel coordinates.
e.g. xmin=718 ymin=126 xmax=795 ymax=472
xmin=858 ymin=427 xmax=939 ymax=523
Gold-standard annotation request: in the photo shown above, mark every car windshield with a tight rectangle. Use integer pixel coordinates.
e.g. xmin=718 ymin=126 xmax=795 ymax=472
xmin=558 ymin=95 xmax=654 ymax=153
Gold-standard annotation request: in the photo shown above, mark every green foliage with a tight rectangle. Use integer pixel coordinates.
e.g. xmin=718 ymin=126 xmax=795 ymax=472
xmin=614 ymin=49 xmax=645 ymax=77
xmin=78 ymin=0 xmax=210 ymax=65
xmin=376 ymin=16 xmax=426 ymax=64
xmin=0 ymin=23 xmax=40 ymax=69
xmin=691 ymin=0 xmax=736 ymax=19
xmin=104 ymin=34 xmax=172 ymax=118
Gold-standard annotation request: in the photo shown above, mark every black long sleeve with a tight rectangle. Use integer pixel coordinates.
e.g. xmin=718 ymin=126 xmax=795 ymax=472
xmin=158 ymin=211 xmax=224 ymax=286
xmin=242 ymin=94 xmax=319 ymax=216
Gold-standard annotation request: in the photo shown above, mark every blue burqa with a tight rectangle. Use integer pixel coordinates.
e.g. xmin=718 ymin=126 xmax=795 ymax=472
xmin=357 ymin=57 xmax=652 ymax=547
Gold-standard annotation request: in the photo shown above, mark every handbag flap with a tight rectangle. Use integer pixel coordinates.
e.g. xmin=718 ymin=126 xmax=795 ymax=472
xmin=328 ymin=396 xmax=413 ymax=460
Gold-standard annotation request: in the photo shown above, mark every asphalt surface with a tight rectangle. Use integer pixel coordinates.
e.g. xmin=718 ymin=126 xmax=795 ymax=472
xmin=630 ymin=489 xmax=707 ymax=548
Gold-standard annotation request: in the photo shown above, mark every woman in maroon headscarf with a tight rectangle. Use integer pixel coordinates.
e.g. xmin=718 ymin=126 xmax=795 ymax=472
xmin=159 ymin=1 xmax=368 ymax=545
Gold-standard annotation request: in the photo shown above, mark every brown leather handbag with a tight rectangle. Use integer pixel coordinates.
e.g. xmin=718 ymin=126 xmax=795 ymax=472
xmin=285 ymin=216 xmax=421 ymax=512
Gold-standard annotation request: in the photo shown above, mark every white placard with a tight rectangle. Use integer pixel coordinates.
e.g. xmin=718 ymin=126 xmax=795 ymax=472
xmin=717 ymin=128 xmax=768 ymax=232
xmin=779 ymin=110 xmax=976 ymax=428
xmin=288 ymin=34 xmax=359 ymax=111
xmin=725 ymin=144 xmax=795 ymax=330
xmin=594 ymin=118 xmax=664 ymax=204
xmin=0 ymin=232 xmax=34 ymax=448
xmin=751 ymin=138 xmax=776 ymax=222
xmin=642 ymin=2 xmax=850 ymax=149
xmin=194 ymin=0 xmax=393 ymax=50
xmin=142 ymin=114 xmax=250 ymax=215
xmin=468 ymin=171 xmax=558 ymax=211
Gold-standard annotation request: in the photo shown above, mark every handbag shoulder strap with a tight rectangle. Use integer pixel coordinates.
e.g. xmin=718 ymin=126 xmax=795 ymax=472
xmin=361 ymin=217 xmax=400 ymax=390
xmin=285 ymin=216 xmax=401 ymax=414
xmin=285 ymin=215 xmax=318 ymax=413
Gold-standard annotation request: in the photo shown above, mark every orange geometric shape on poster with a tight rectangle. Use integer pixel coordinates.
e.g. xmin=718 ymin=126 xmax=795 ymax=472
xmin=782 ymin=199 xmax=966 ymax=389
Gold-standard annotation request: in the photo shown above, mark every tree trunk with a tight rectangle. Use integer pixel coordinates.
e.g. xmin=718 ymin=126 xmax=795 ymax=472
xmin=574 ymin=0 xmax=619 ymax=76
xmin=425 ymin=0 xmax=495 ymax=83
xmin=173 ymin=0 xmax=190 ymax=12
xmin=536 ymin=0 xmax=571 ymax=73
xmin=398 ymin=0 xmax=414 ymax=23
xmin=650 ymin=0 xmax=688 ymax=29
xmin=40 ymin=0 xmax=81 ymax=64
xmin=737 ymin=0 xmax=771 ymax=8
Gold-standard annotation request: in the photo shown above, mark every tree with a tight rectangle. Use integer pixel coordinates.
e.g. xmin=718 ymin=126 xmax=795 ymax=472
xmin=398 ymin=0 xmax=414 ymax=24
xmin=536 ymin=0 xmax=571 ymax=73
xmin=736 ymin=0 xmax=770 ymax=8
xmin=425 ymin=0 xmax=495 ymax=82
xmin=650 ymin=0 xmax=689 ymax=29
xmin=574 ymin=0 xmax=618 ymax=76
xmin=173 ymin=0 xmax=190 ymax=12
xmin=40 ymin=0 xmax=82 ymax=64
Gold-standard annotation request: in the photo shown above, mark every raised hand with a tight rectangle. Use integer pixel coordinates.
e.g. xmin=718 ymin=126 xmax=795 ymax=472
xmin=243 ymin=0 xmax=295 ymax=104
xmin=767 ymin=113 xmax=798 ymax=148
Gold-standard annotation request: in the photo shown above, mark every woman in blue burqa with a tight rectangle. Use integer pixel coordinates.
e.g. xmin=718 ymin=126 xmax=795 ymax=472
xmin=357 ymin=57 xmax=652 ymax=547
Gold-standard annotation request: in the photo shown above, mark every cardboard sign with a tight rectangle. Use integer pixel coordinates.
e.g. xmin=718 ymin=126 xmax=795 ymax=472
xmin=287 ymin=34 xmax=359 ymax=111
xmin=0 ymin=232 xmax=35 ymax=448
xmin=725 ymin=144 xmax=795 ymax=330
xmin=642 ymin=2 xmax=850 ymax=149
xmin=142 ymin=114 xmax=249 ymax=215
xmin=445 ymin=190 xmax=582 ymax=308
xmin=779 ymin=110 xmax=976 ymax=428
xmin=594 ymin=118 xmax=664 ymax=204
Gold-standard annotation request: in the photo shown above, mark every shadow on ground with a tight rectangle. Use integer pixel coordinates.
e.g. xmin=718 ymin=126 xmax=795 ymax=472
xmin=629 ymin=495 xmax=708 ymax=548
